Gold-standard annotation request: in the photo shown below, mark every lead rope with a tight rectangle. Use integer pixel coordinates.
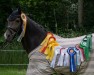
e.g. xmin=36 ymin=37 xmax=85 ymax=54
xmin=0 ymin=41 xmax=9 ymax=50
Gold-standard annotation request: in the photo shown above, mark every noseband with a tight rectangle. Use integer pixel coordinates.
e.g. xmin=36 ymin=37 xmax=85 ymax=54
xmin=6 ymin=26 xmax=20 ymax=40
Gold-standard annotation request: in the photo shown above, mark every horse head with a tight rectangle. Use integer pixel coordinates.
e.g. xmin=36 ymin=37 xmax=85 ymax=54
xmin=4 ymin=7 xmax=47 ymax=53
xmin=4 ymin=7 xmax=22 ymax=42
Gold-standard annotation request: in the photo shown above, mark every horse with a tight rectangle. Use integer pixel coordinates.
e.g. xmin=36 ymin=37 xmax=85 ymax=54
xmin=4 ymin=8 xmax=94 ymax=75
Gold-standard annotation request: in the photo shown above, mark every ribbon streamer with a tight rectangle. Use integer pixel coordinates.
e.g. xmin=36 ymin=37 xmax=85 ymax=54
xmin=50 ymin=46 xmax=61 ymax=68
xmin=67 ymin=47 xmax=76 ymax=72
xmin=39 ymin=32 xmax=53 ymax=53
xmin=63 ymin=51 xmax=69 ymax=66
xmin=74 ymin=47 xmax=81 ymax=66
xmin=80 ymin=37 xmax=89 ymax=61
xmin=46 ymin=41 xmax=59 ymax=61
xmin=57 ymin=48 xmax=68 ymax=66
xmin=86 ymin=34 xmax=92 ymax=51
xmin=76 ymin=44 xmax=85 ymax=62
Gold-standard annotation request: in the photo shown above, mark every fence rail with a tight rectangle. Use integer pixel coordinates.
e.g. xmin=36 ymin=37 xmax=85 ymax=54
xmin=0 ymin=50 xmax=25 ymax=52
xmin=0 ymin=50 xmax=28 ymax=66
xmin=0 ymin=64 xmax=28 ymax=66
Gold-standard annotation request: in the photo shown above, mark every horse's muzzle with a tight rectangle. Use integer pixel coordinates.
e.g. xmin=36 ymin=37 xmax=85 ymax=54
xmin=4 ymin=32 xmax=14 ymax=42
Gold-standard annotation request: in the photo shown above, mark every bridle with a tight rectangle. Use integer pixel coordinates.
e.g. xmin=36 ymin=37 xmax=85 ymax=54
xmin=6 ymin=14 xmax=22 ymax=38
xmin=7 ymin=13 xmax=27 ymax=42
xmin=0 ymin=13 xmax=27 ymax=49
xmin=6 ymin=26 xmax=20 ymax=38
xmin=0 ymin=21 xmax=21 ymax=49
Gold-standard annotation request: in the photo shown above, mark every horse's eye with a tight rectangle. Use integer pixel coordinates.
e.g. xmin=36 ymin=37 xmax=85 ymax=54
xmin=16 ymin=20 xmax=20 ymax=23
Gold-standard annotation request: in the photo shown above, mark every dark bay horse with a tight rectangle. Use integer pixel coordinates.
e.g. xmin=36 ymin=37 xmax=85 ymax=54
xmin=4 ymin=8 xmax=54 ymax=75
xmin=4 ymin=8 xmax=94 ymax=75
xmin=4 ymin=8 xmax=47 ymax=54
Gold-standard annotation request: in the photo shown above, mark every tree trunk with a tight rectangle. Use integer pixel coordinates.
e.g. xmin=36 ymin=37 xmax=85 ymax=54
xmin=78 ymin=0 xmax=83 ymax=28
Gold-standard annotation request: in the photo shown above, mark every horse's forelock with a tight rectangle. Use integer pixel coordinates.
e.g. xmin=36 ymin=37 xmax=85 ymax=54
xmin=8 ymin=9 xmax=21 ymax=21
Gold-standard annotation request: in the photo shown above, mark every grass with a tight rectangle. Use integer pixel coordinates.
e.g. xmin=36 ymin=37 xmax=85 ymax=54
xmin=0 ymin=51 xmax=28 ymax=64
xmin=0 ymin=37 xmax=28 ymax=75
xmin=0 ymin=67 xmax=26 ymax=75
xmin=0 ymin=36 xmax=28 ymax=64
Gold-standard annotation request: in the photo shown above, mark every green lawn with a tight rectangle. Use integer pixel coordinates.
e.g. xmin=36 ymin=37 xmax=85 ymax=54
xmin=0 ymin=67 xmax=26 ymax=75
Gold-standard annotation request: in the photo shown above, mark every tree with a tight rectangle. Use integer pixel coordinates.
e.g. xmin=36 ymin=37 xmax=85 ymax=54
xmin=78 ymin=0 xmax=83 ymax=28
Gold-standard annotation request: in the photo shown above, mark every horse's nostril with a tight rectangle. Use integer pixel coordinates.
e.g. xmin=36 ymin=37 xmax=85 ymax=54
xmin=7 ymin=35 xmax=10 ymax=38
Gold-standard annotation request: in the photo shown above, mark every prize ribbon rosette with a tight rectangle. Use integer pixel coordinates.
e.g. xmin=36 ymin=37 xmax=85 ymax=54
xmin=39 ymin=33 xmax=92 ymax=74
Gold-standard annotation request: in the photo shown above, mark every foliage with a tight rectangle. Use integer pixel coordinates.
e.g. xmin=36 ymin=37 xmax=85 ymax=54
xmin=83 ymin=0 xmax=94 ymax=31
xmin=0 ymin=0 xmax=94 ymax=34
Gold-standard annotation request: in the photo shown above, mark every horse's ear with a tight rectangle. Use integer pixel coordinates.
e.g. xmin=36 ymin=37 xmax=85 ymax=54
xmin=18 ymin=7 xmax=21 ymax=14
